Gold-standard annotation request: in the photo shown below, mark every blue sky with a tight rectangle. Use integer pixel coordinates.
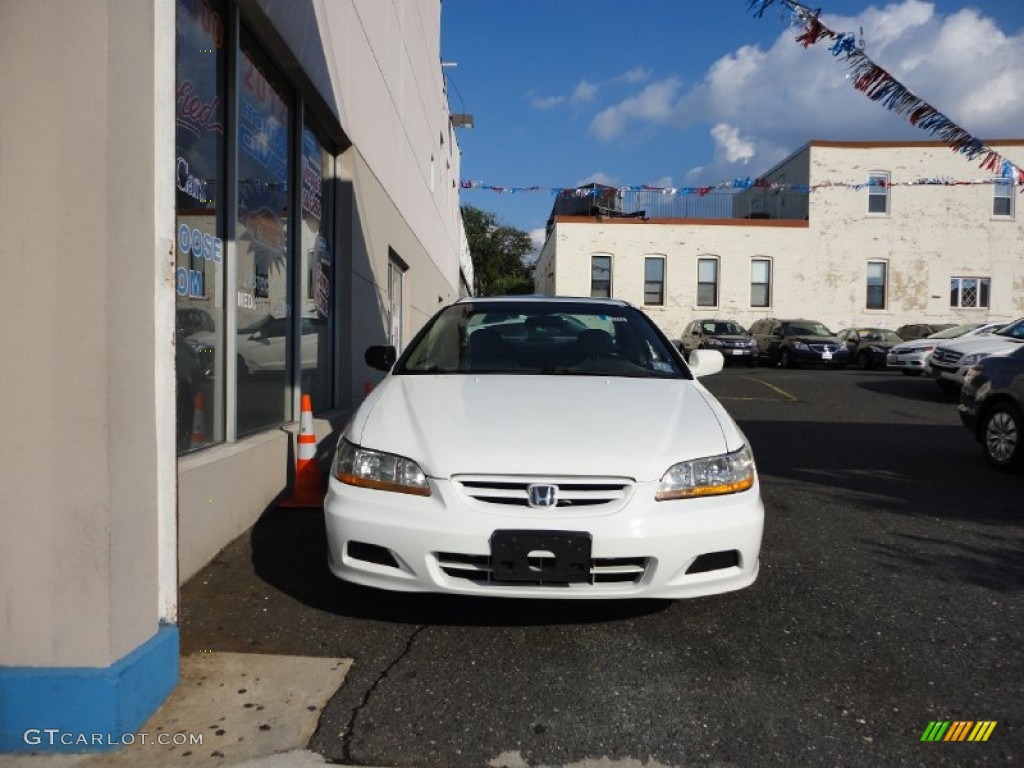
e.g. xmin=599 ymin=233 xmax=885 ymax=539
xmin=440 ymin=0 xmax=1024 ymax=249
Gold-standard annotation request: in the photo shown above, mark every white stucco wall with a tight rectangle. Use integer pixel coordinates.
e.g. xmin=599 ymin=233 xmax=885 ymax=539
xmin=0 ymin=0 xmax=175 ymax=667
xmin=545 ymin=141 xmax=1024 ymax=340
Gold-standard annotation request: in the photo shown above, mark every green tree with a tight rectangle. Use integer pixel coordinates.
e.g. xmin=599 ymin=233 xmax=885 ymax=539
xmin=462 ymin=205 xmax=534 ymax=296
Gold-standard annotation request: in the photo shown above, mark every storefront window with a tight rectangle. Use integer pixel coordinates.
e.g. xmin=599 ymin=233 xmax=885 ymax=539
xmin=175 ymin=0 xmax=225 ymax=454
xmin=300 ymin=127 xmax=334 ymax=411
xmin=236 ymin=33 xmax=291 ymax=435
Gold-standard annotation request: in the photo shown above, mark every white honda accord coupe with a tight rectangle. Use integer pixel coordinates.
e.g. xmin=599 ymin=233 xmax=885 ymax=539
xmin=324 ymin=296 xmax=764 ymax=599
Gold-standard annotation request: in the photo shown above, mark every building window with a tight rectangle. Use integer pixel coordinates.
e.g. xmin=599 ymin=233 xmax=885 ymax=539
xmin=950 ymin=277 xmax=990 ymax=309
xmin=591 ymin=254 xmax=612 ymax=298
xmin=750 ymin=258 xmax=771 ymax=308
xmin=697 ymin=257 xmax=718 ymax=307
xmin=175 ymin=0 xmax=226 ymax=454
xmin=388 ymin=251 xmax=406 ymax=351
xmin=993 ymin=178 xmax=1014 ymax=217
xmin=867 ymin=172 xmax=890 ymax=215
xmin=866 ymin=261 xmax=887 ymax=310
xmin=235 ymin=30 xmax=292 ymax=437
xmin=300 ymin=126 xmax=335 ymax=412
xmin=644 ymin=257 xmax=665 ymax=306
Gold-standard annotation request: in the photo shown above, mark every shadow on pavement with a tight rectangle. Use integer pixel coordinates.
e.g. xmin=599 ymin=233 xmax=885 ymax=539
xmin=250 ymin=505 xmax=670 ymax=627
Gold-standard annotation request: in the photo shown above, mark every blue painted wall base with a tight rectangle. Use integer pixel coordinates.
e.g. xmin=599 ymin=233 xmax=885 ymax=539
xmin=0 ymin=625 xmax=179 ymax=753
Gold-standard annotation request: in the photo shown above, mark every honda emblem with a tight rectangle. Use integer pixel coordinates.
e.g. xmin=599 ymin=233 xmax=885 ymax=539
xmin=527 ymin=484 xmax=558 ymax=508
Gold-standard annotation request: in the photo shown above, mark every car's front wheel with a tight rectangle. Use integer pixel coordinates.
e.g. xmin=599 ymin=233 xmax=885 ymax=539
xmin=981 ymin=402 xmax=1023 ymax=471
xmin=779 ymin=349 xmax=795 ymax=369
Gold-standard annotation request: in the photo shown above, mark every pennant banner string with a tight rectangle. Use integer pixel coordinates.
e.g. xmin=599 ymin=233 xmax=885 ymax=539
xmin=746 ymin=0 xmax=1023 ymax=185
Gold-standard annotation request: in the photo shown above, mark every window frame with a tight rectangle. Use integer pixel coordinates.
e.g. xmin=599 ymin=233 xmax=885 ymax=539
xmin=750 ymin=257 xmax=771 ymax=308
xmin=950 ymin=276 xmax=991 ymax=309
xmin=696 ymin=256 xmax=719 ymax=308
xmin=643 ymin=255 xmax=666 ymax=306
xmin=867 ymin=171 xmax=890 ymax=216
xmin=993 ymin=178 xmax=1014 ymax=218
xmin=866 ymin=260 xmax=888 ymax=310
xmin=590 ymin=253 xmax=612 ymax=298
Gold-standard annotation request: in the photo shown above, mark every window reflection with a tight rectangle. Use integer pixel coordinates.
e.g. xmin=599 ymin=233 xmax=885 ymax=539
xmin=236 ymin=33 xmax=290 ymax=436
xmin=175 ymin=0 xmax=225 ymax=454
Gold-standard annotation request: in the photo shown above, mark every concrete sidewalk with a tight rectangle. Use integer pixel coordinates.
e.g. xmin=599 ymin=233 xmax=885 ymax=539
xmin=1 ymin=653 xmax=351 ymax=768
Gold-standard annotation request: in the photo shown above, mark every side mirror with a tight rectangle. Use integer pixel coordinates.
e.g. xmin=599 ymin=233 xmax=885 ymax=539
xmin=688 ymin=349 xmax=724 ymax=378
xmin=365 ymin=345 xmax=397 ymax=372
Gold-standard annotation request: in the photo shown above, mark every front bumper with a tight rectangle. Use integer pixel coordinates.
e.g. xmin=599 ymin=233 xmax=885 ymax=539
xmin=324 ymin=474 xmax=764 ymax=600
xmin=886 ymin=352 xmax=927 ymax=371
xmin=928 ymin=359 xmax=965 ymax=385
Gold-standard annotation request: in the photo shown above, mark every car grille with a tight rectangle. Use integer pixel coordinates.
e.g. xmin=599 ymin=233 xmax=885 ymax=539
xmin=808 ymin=343 xmax=840 ymax=354
xmin=436 ymin=552 xmax=649 ymax=586
xmin=931 ymin=348 xmax=963 ymax=365
xmin=452 ymin=475 xmax=632 ymax=511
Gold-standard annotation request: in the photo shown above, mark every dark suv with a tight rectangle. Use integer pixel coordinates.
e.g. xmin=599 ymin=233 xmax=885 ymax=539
xmin=677 ymin=318 xmax=756 ymax=366
xmin=749 ymin=318 xmax=850 ymax=369
xmin=959 ymin=344 xmax=1024 ymax=471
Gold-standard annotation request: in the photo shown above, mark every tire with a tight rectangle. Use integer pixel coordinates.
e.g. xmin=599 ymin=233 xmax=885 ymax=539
xmin=857 ymin=353 xmax=870 ymax=370
xmin=981 ymin=402 xmax=1023 ymax=471
xmin=779 ymin=349 xmax=794 ymax=369
xmin=746 ymin=355 xmax=757 ymax=368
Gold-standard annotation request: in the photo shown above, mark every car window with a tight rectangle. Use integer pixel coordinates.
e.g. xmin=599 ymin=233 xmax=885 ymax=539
xmin=784 ymin=322 xmax=832 ymax=337
xmin=995 ymin=319 xmax=1024 ymax=340
xmin=396 ymin=302 xmax=686 ymax=378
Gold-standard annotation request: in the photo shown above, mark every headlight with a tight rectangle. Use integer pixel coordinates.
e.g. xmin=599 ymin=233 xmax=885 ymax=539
xmin=704 ymin=337 xmax=724 ymax=347
xmin=332 ymin=438 xmax=430 ymax=496
xmin=792 ymin=342 xmax=810 ymax=351
xmin=656 ymin=445 xmax=756 ymax=501
xmin=869 ymin=345 xmax=885 ymax=354
xmin=959 ymin=353 xmax=986 ymax=367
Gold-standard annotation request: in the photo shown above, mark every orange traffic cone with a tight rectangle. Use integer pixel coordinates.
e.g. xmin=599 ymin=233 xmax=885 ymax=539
xmin=279 ymin=394 xmax=326 ymax=508
xmin=190 ymin=391 xmax=207 ymax=445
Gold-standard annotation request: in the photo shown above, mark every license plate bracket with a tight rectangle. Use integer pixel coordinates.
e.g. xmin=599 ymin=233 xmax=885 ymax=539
xmin=490 ymin=530 xmax=592 ymax=583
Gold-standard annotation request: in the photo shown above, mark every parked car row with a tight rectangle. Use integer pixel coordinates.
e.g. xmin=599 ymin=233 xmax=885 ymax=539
xmin=670 ymin=315 xmax=1024 ymax=473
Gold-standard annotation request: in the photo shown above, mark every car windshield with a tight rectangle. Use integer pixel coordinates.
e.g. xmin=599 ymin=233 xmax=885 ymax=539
xmin=704 ymin=321 xmax=747 ymax=335
xmin=395 ymin=301 xmax=686 ymax=378
xmin=994 ymin=318 xmax=1024 ymax=340
xmin=860 ymin=329 xmax=903 ymax=343
xmin=783 ymin=322 xmax=833 ymax=337
xmin=929 ymin=323 xmax=984 ymax=339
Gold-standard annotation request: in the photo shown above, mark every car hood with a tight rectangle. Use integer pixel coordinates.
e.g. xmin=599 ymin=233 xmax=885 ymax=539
xmin=935 ymin=335 xmax=1024 ymax=355
xmin=349 ymin=374 xmax=744 ymax=480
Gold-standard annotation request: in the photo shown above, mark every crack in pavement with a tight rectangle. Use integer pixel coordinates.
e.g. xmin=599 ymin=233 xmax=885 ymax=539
xmin=338 ymin=624 xmax=427 ymax=765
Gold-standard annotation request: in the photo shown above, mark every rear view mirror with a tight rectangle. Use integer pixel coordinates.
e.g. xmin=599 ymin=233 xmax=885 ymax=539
xmin=365 ymin=345 xmax=397 ymax=372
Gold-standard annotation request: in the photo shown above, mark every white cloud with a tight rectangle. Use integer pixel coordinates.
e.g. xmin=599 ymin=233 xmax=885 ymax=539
xmin=576 ymin=171 xmax=619 ymax=187
xmin=589 ymin=1 xmax=1024 ymax=182
xmin=589 ymin=77 xmax=681 ymax=141
xmin=616 ymin=67 xmax=650 ymax=84
xmin=530 ymin=94 xmax=566 ymax=110
xmin=529 ymin=228 xmax=546 ymax=252
xmin=709 ymin=123 xmax=756 ymax=164
xmin=570 ymin=79 xmax=598 ymax=104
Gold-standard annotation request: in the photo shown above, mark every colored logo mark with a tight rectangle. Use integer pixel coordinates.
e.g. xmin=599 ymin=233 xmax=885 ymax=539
xmin=921 ymin=721 xmax=997 ymax=742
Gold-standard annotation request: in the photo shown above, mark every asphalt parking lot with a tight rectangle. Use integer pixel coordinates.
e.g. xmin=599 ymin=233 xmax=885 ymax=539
xmin=180 ymin=366 xmax=1023 ymax=767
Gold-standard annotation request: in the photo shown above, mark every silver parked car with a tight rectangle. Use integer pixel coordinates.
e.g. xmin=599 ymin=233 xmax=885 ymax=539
xmin=885 ymin=322 xmax=1006 ymax=376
